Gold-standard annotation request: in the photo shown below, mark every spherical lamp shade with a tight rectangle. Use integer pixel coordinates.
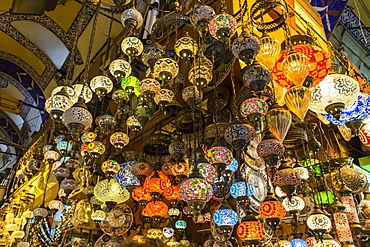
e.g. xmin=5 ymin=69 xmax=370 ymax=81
xmin=326 ymin=92 xmax=370 ymax=126
xmin=56 ymin=141 xmax=72 ymax=153
xmin=180 ymin=178 xmax=213 ymax=202
xmin=154 ymin=89 xmax=174 ymax=106
xmin=90 ymin=75 xmax=113 ymax=99
xmin=164 ymin=185 xmax=182 ymax=201
xmin=81 ymin=132 xmax=97 ymax=143
xmin=110 ymin=132 xmax=129 ymax=150
xmin=62 ymin=105 xmax=93 ymax=131
xmin=153 ymin=58 xmax=179 ymax=81
xmin=256 ymin=35 xmax=281 ymax=71
xmin=91 ymin=210 xmax=105 ymax=221
xmin=101 ymin=160 xmax=120 ymax=176
xmin=45 ymin=94 xmax=73 ymax=116
xmin=115 ymin=161 xmax=141 ymax=187
xmin=232 ymin=33 xmax=260 ymax=64
xmin=190 ymin=4 xmax=215 ymax=28
xmin=258 ymin=200 xmax=286 ymax=219
xmin=188 ymin=163 xmax=217 ymax=184
xmin=174 ymin=35 xmax=198 ymax=59
xmin=147 ymin=228 xmax=163 ymax=239
xmin=293 ymin=166 xmax=310 ymax=180
xmin=112 ymin=89 xmax=128 ymax=104
xmin=143 ymin=171 xmax=171 ymax=195
xmin=94 ymin=179 xmax=130 ymax=203
xmin=243 ymin=62 xmax=271 ymax=92
xmin=87 ymin=141 xmax=105 ymax=156
xmin=182 ymin=85 xmax=203 ymax=106
xmin=226 ymin=157 xmax=239 ymax=172
xmin=175 ymin=220 xmax=187 ymax=229
xmin=272 ymin=167 xmax=301 ymax=187
xmin=257 ymin=139 xmax=285 ymax=158
xmin=142 ymin=200 xmax=168 ymax=217
xmin=172 ymin=162 xmax=190 ymax=176
xmin=132 ymin=186 xmax=152 ymax=202
xmin=322 ymin=235 xmax=341 ymax=247
xmin=142 ymin=44 xmax=163 ymax=67
xmin=309 ymin=74 xmax=360 ymax=115
xmin=291 ymin=239 xmax=306 ymax=247
xmin=307 ymin=213 xmax=332 ymax=232
xmin=206 ymin=146 xmax=233 ymax=165
xmin=240 ymin=97 xmax=268 ymax=118
xmin=213 ymin=209 xmax=238 ymax=226
xmin=208 ymin=13 xmax=237 ymax=41
xmin=273 ymin=44 xmax=331 ymax=89
xmin=237 ymin=219 xmax=266 ymax=241
xmin=266 ymin=108 xmax=292 ymax=142
xmin=188 ymin=66 xmax=213 ymax=87
xmin=314 ymin=191 xmax=335 ymax=204
xmin=285 ymin=86 xmax=312 ymax=121
xmin=121 ymin=37 xmax=144 ymax=57
xmin=126 ymin=115 xmax=142 ymax=130
xmin=109 ymin=59 xmax=132 ymax=81
xmin=121 ymin=8 xmax=143 ymax=30
xmin=72 ymin=84 xmax=93 ymax=103
xmin=282 ymin=196 xmax=305 ymax=212
xmin=139 ymin=78 xmax=161 ymax=96
xmin=230 ymin=181 xmax=254 ymax=198
xmin=224 ymin=123 xmax=256 ymax=149
xmin=281 ymin=50 xmax=310 ymax=86
xmin=44 ymin=150 xmax=60 ymax=161
xmin=121 ymin=76 xmax=141 ymax=97
xmin=48 ymin=200 xmax=63 ymax=210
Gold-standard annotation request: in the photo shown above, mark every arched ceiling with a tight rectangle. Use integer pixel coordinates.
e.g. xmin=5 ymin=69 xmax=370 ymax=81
xmin=0 ymin=0 xmax=124 ymax=169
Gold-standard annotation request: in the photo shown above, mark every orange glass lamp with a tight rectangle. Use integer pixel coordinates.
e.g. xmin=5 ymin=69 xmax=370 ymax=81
xmin=132 ymin=186 xmax=152 ymax=205
xmin=143 ymin=171 xmax=171 ymax=199
xmin=142 ymin=200 xmax=169 ymax=229
xmin=164 ymin=185 xmax=182 ymax=203
xmin=258 ymin=191 xmax=286 ymax=232
xmin=237 ymin=213 xmax=266 ymax=246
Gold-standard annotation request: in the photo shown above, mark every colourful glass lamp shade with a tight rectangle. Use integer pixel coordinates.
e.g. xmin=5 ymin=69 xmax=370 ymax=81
xmin=101 ymin=160 xmax=120 ymax=176
xmin=139 ymin=78 xmax=161 ymax=96
xmin=126 ymin=115 xmax=142 ymax=130
xmin=180 ymin=177 xmax=213 ymax=202
xmin=224 ymin=123 xmax=256 ymax=149
xmin=153 ymin=58 xmax=179 ymax=81
xmin=256 ymin=139 xmax=285 ymax=158
xmin=326 ymin=93 xmax=370 ymax=126
xmin=174 ymin=35 xmax=198 ymax=59
xmin=205 ymin=146 xmax=233 ymax=166
xmin=213 ymin=209 xmax=238 ymax=226
xmin=87 ymin=141 xmax=106 ymax=156
xmin=188 ymin=163 xmax=217 ymax=184
xmin=142 ymin=200 xmax=168 ymax=217
xmin=314 ymin=191 xmax=335 ymax=204
xmin=190 ymin=4 xmax=215 ymax=27
xmin=273 ymin=44 xmax=331 ymax=89
xmin=208 ymin=13 xmax=237 ymax=41
xmin=300 ymin=159 xmax=322 ymax=175
xmin=282 ymin=196 xmax=305 ymax=212
xmin=110 ymin=132 xmax=130 ymax=149
xmin=259 ymin=200 xmax=286 ymax=219
xmin=115 ymin=161 xmax=141 ymax=187
xmin=131 ymin=161 xmax=153 ymax=177
xmin=175 ymin=220 xmax=187 ymax=229
xmin=121 ymin=76 xmax=141 ymax=96
xmin=143 ymin=171 xmax=171 ymax=195
xmin=56 ymin=141 xmax=72 ymax=153
xmin=240 ymin=97 xmax=268 ymax=118
xmin=272 ymin=167 xmax=301 ymax=187
xmin=121 ymin=36 xmax=144 ymax=57
xmin=291 ymin=239 xmax=307 ymax=247
xmin=81 ymin=132 xmax=97 ymax=143
xmin=226 ymin=157 xmax=239 ymax=172
xmin=237 ymin=219 xmax=266 ymax=241
xmin=132 ymin=186 xmax=152 ymax=202
xmin=232 ymin=32 xmax=260 ymax=64
xmin=230 ymin=181 xmax=254 ymax=198
xmin=164 ymin=185 xmax=182 ymax=201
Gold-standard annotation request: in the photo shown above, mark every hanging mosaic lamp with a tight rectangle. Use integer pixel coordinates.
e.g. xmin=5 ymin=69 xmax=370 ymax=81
xmin=121 ymin=36 xmax=144 ymax=57
xmin=121 ymin=7 xmax=144 ymax=31
xmin=258 ymin=191 xmax=286 ymax=231
xmin=306 ymin=207 xmax=332 ymax=237
xmin=121 ymin=76 xmax=141 ymax=97
xmin=240 ymin=97 xmax=268 ymax=131
xmin=90 ymin=75 xmax=113 ymax=99
xmin=224 ymin=123 xmax=256 ymax=150
xmin=231 ymin=31 xmax=260 ymax=65
xmin=272 ymin=160 xmax=301 ymax=198
xmin=281 ymin=49 xmax=310 ymax=87
xmin=174 ymin=33 xmax=198 ymax=59
xmin=208 ymin=12 xmax=237 ymax=42
xmin=153 ymin=58 xmax=179 ymax=82
xmin=243 ymin=60 xmax=271 ymax=92
xmin=109 ymin=59 xmax=132 ymax=82
xmin=101 ymin=160 xmax=120 ymax=178
xmin=190 ymin=4 xmax=215 ymax=34
xmin=110 ymin=131 xmax=129 ymax=151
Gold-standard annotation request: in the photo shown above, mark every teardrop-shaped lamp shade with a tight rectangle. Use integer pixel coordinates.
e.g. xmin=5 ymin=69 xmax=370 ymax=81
xmin=266 ymin=108 xmax=292 ymax=142
xmin=284 ymin=86 xmax=312 ymax=121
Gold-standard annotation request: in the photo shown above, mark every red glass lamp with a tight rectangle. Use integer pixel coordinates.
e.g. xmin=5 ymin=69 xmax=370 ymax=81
xmin=258 ymin=191 xmax=286 ymax=231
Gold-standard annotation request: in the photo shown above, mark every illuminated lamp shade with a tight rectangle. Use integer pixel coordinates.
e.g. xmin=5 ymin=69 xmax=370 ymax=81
xmin=141 ymin=44 xmax=162 ymax=68
xmin=154 ymin=89 xmax=174 ymax=107
xmin=232 ymin=32 xmax=260 ymax=65
xmin=306 ymin=208 xmax=332 ymax=235
xmin=81 ymin=132 xmax=97 ymax=143
xmin=273 ymin=44 xmax=331 ymax=89
xmin=188 ymin=65 xmax=213 ymax=88
xmin=132 ymin=234 xmax=145 ymax=244
xmin=322 ymin=234 xmax=341 ymax=247
xmin=230 ymin=181 xmax=254 ymax=198
xmin=112 ymin=89 xmax=128 ymax=105
xmin=237 ymin=216 xmax=266 ymax=242
xmin=205 ymin=146 xmax=233 ymax=166
xmin=256 ymin=138 xmax=285 ymax=163
xmin=208 ymin=13 xmax=237 ymax=41
xmin=180 ymin=177 xmax=213 ymax=202
xmin=305 ymin=237 xmax=317 ymax=247
xmin=309 ymin=74 xmax=360 ymax=118
xmin=272 ymin=162 xmax=301 ymax=196
xmin=87 ymin=141 xmax=105 ymax=158
xmin=121 ymin=8 xmax=143 ymax=30
xmin=164 ymin=185 xmax=182 ymax=201
xmin=48 ymin=200 xmax=63 ymax=211
xmin=174 ymin=34 xmax=198 ymax=59
xmin=153 ymin=58 xmax=179 ymax=81
xmin=266 ymin=108 xmax=292 ymax=142
xmin=132 ymin=186 xmax=152 ymax=202
xmin=143 ymin=171 xmax=171 ymax=196
xmin=62 ymin=99 xmax=93 ymax=139
xmin=90 ymin=75 xmax=113 ymax=99
xmin=131 ymin=161 xmax=153 ymax=177
xmin=121 ymin=76 xmax=141 ymax=97
xmin=53 ymin=165 xmax=69 ymax=182
xmin=172 ymin=162 xmax=190 ymax=176
xmin=168 ymin=208 xmax=181 ymax=217
xmin=147 ymin=228 xmax=163 ymax=239
xmin=126 ymin=115 xmax=142 ymax=131
xmin=190 ymin=4 xmax=215 ymax=32
xmin=51 ymin=85 xmax=75 ymax=100
xmin=91 ymin=210 xmax=105 ymax=222
xmin=258 ymin=192 xmax=286 ymax=230
xmin=44 ymin=150 xmax=60 ymax=161
xmin=115 ymin=161 xmax=140 ymax=187
xmin=240 ymin=98 xmax=268 ymax=131
xmin=109 ymin=59 xmax=132 ymax=82
xmin=213 ymin=208 xmax=238 ymax=226
xmin=314 ymin=190 xmax=335 ymax=204
xmin=94 ymin=179 xmax=130 ymax=203
xmin=56 ymin=141 xmax=72 ymax=154
xmin=139 ymin=78 xmax=161 ymax=97
xmin=72 ymin=84 xmax=93 ymax=103
xmin=101 ymin=160 xmax=120 ymax=178
xmin=169 ymin=140 xmax=187 ymax=161
xmin=121 ymin=36 xmax=144 ymax=57
xmin=96 ymin=114 xmax=116 ymax=131
xmin=175 ymin=220 xmax=187 ymax=229
xmin=61 ymin=178 xmax=77 ymax=193
xmin=188 ymin=163 xmax=217 ymax=184
xmin=65 ymin=159 xmax=80 ymax=169
xmin=161 ymin=163 xmax=173 ymax=176
xmin=293 ymin=165 xmax=310 ymax=180
xmin=243 ymin=61 xmax=271 ymax=92
xmin=142 ymin=200 xmax=168 ymax=217
xmin=45 ymin=90 xmax=73 ymax=121
xmin=300 ymin=159 xmax=322 ymax=175
xmin=281 ymin=50 xmax=310 ymax=86
xmin=110 ymin=132 xmax=129 ymax=151
xmin=226 ymin=157 xmax=239 ymax=172
xmin=291 ymin=239 xmax=307 ymax=247
xmin=326 ymin=92 xmax=370 ymax=126
xmin=255 ymin=35 xmax=280 ymax=71
xmin=282 ymin=196 xmax=305 ymax=212
xmin=285 ymin=86 xmax=312 ymax=121
xmin=224 ymin=123 xmax=256 ymax=149
xmin=182 ymin=85 xmax=203 ymax=107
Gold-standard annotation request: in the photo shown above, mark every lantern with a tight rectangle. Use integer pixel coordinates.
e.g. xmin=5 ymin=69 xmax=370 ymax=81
xmin=121 ymin=76 xmax=141 ymax=97
xmin=255 ymin=35 xmax=280 ymax=71
xmin=213 ymin=208 xmax=238 ymax=226
xmin=208 ymin=13 xmax=237 ymax=41
xmin=243 ymin=61 xmax=271 ymax=92
xmin=153 ymin=58 xmax=179 ymax=81
xmin=142 ymin=200 xmax=168 ymax=217
xmin=174 ymin=34 xmax=198 ymax=59
xmin=224 ymin=123 xmax=256 ymax=149
xmin=81 ymin=132 xmax=97 ymax=143
xmin=190 ymin=4 xmax=215 ymax=33
xmin=285 ymin=86 xmax=312 ymax=121
xmin=121 ymin=37 xmax=144 ymax=57
xmin=206 ymin=146 xmax=233 ymax=166
xmin=132 ymin=186 xmax=152 ymax=202
xmin=231 ymin=32 xmax=260 ymax=64
xmin=109 ymin=59 xmax=132 ymax=82
xmin=266 ymin=108 xmax=292 ymax=142
xmin=258 ymin=191 xmax=286 ymax=231
xmin=101 ymin=160 xmax=120 ymax=178
xmin=281 ymin=50 xmax=310 ymax=87
xmin=272 ymin=161 xmax=301 ymax=197
xmin=121 ymin=8 xmax=143 ymax=31
xmin=110 ymin=132 xmax=129 ymax=151
xmin=143 ymin=171 xmax=171 ymax=198
xmin=307 ymin=207 xmax=332 ymax=236
xmin=188 ymin=66 xmax=213 ymax=88
xmin=90 ymin=75 xmax=113 ymax=99
xmin=164 ymin=185 xmax=182 ymax=201
xmin=139 ymin=78 xmax=161 ymax=98
xmin=237 ymin=214 xmax=266 ymax=243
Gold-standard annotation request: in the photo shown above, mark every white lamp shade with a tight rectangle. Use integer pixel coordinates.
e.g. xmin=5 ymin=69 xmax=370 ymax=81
xmin=22 ymin=211 xmax=33 ymax=219
xmin=5 ymin=224 xmax=19 ymax=232
xmin=5 ymin=213 xmax=14 ymax=224
xmin=11 ymin=230 xmax=25 ymax=239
